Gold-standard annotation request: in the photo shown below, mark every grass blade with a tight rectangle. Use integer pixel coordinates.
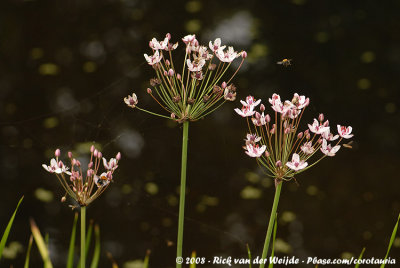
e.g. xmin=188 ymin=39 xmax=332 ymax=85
xmin=30 ymin=219 xmax=53 ymax=268
xmin=268 ymin=213 xmax=278 ymax=268
xmin=24 ymin=235 xmax=33 ymax=268
xmin=246 ymin=244 xmax=252 ymax=268
xmin=143 ymin=250 xmax=150 ymax=268
xmin=67 ymin=213 xmax=78 ymax=268
xmin=89 ymin=224 xmax=100 ymax=268
xmin=189 ymin=251 xmax=196 ymax=268
xmin=354 ymin=247 xmax=365 ymax=268
xmin=77 ymin=219 xmax=93 ymax=268
xmin=380 ymin=213 xmax=400 ymax=268
xmin=0 ymin=196 xmax=24 ymax=260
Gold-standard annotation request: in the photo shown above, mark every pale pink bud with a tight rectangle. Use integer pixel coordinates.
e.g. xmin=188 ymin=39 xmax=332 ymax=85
xmin=116 ymin=152 xmax=121 ymax=161
xmin=88 ymin=162 xmax=93 ymax=168
xmin=166 ymin=33 xmax=171 ymax=40
xmin=306 ymin=133 xmax=311 ymax=139
xmin=177 ymin=74 xmax=181 ymax=80
xmin=304 ymin=129 xmax=310 ymax=136
xmin=241 ymin=51 xmax=247 ymax=58
xmin=55 ymin=149 xmax=60 ymax=157
xmin=168 ymin=69 xmax=174 ymax=76
xmin=76 ymin=160 xmax=81 ymax=167
xmin=323 ymin=120 xmax=329 ymax=127
xmin=255 ymin=112 xmax=261 ymax=119
xmin=90 ymin=145 xmax=95 ymax=153
xmin=266 ymin=114 xmax=271 ymax=123
xmin=270 ymin=128 xmax=275 ymax=134
xmin=221 ymin=81 xmax=227 ymax=89
xmin=147 ymin=88 xmax=152 ymax=94
xmin=284 ymin=128 xmax=290 ymax=134
xmin=165 ymin=59 xmax=170 ymax=66
xmin=68 ymin=151 xmax=72 ymax=158
xmin=171 ymin=113 xmax=176 ymax=119
xmin=58 ymin=161 xmax=63 ymax=168
xmin=297 ymin=132 xmax=303 ymax=139
xmin=94 ymin=149 xmax=98 ymax=158
xmin=61 ymin=196 xmax=66 ymax=202
xmin=319 ymin=113 xmax=324 ymax=122
xmin=73 ymin=187 xmax=77 ymax=192
xmin=265 ymin=151 xmax=270 ymax=157
xmin=87 ymin=170 xmax=91 ymax=177
xmin=163 ymin=70 xmax=168 ymax=76
xmin=149 ymin=41 xmax=153 ymax=48
xmin=193 ymin=39 xmax=199 ymax=46
xmin=276 ymin=160 xmax=282 ymax=167
xmin=97 ymin=152 xmax=102 ymax=158
xmin=260 ymin=104 xmax=265 ymax=112
xmin=72 ymin=159 xmax=76 ymax=166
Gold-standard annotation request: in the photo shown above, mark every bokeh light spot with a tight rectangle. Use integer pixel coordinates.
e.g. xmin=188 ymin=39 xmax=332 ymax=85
xmin=357 ymin=78 xmax=371 ymax=90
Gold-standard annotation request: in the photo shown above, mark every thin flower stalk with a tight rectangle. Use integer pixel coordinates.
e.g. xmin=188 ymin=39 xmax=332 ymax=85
xmin=235 ymin=93 xmax=354 ymax=267
xmin=42 ymin=146 xmax=121 ymax=268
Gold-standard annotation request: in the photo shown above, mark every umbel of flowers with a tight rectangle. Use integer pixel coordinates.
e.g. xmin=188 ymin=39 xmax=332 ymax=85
xmin=235 ymin=93 xmax=353 ymax=268
xmin=124 ymin=33 xmax=246 ymax=122
xmin=42 ymin=145 xmax=121 ymax=207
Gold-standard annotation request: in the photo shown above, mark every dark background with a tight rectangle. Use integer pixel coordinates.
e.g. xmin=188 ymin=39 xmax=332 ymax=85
xmin=1 ymin=0 xmax=399 ymax=267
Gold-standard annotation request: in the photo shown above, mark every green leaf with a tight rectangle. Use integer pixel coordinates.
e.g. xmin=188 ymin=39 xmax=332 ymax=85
xmin=354 ymin=247 xmax=365 ymax=268
xmin=30 ymin=219 xmax=53 ymax=268
xmin=90 ymin=225 xmax=100 ymax=268
xmin=268 ymin=213 xmax=278 ymax=268
xmin=246 ymin=244 xmax=252 ymax=268
xmin=143 ymin=250 xmax=150 ymax=268
xmin=67 ymin=213 xmax=78 ymax=268
xmin=0 ymin=196 xmax=24 ymax=260
xmin=380 ymin=213 xmax=400 ymax=268
xmin=24 ymin=235 xmax=33 ymax=268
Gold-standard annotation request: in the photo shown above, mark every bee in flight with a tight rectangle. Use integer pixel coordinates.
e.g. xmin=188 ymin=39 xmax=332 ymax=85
xmin=343 ymin=141 xmax=354 ymax=149
xmin=277 ymin=58 xmax=292 ymax=67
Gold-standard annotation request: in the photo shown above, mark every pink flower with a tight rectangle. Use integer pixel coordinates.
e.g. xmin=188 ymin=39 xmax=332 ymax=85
xmin=240 ymin=96 xmax=261 ymax=109
xmin=321 ymin=129 xmax=339 ymax=141
xmin=144 ymin=50 xmax=162 ymax=65
xmin=124 ymin=93 xmax=138 ymax=108
xmin=216 ymin=46 xmax=238 ymax=63
xmin=42 ymin=159 xmax=71 ymax=175
xmin=286 ymin=153 xmax=308 ymax=171
xmin=234 ymin=105 xmax=256 ymax=117
xmin=182 ymin=34 xmax=196 ymax=45
xmin=198 ymin=46 xmax=213 ymax=60
xmin=209 ymin=38 xmax=226 ymax=53
xmin=337 ymin=125 xmax=354 ymax=139
xmin=251 ymin=112 xmax=268 ymax=126
xmin=320 ymin=139 xmax=341 ymax=156
xmin=308 ymin=119 xmax=330 ymax=134
xmin=300 ymin=141 xmax=314 ymax=154
xmin=103 ymin=157 xmax=118 ymax=171
xmin=292 ymin=93 xmax=310 ymax=109
xmin=149 ymin=36 xmax=168 ymax=50
xmin=186 ymin=58 xmax=205 ymax=72
xmin=245 ymin=133 xmax=262 ymax=145
xmin=245 ymin=143 xmax=266 ymax=158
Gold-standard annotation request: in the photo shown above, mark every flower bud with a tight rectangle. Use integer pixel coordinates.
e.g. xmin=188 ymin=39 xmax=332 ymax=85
xmin=276 ymin=160 xmax=282 ymax=167
xmin=255 ymin=112 xmax=261 ymax=120
xmin=221 ymin=81 xmax=227 ymax=89
xmin=58 ymin=161 xmax=64 ymax=168
xmin=90 ymin=145 xmax=95 ymax=152
xmin=306 ymin=133 xmax=311 ymax=139
xmin=116 ymin=152 xmax=121 ymax=161
xmin=87 ymin=170 xmax=92 ymax=177
xmin=208 ymin=63 xmax=216 ymax=71
xmin=76 ymin=160 xmax=81 ymax=167
xmin=297 ymin=132 xmax=303 ymax=139
xmin=323 ymin=120 xmax=329 ymax=127
xmin=177 ymin=74 xmax=181 ymax=80
xmin=72 ymin=159 xmax=76 ymax=166
xmin=319 ymin=113 xmax=324 ymax=122
xmin=166 ymin=33 xmax=171 ymax=40
xmin=55 ymin=149 xmax=60 ymax=157
xmin=165 ymin=59 xmax=170 ymax=66
xmin=284 ymin=128 xmax=290 ymax=134
xmin=149 ymin=41 xmax=153 ymax=48
xmin=88 ymin=162 xmax=93 ymax=168
xmin=168 ymin=69 xmax=174 ymax=76
xmin=68 ymin=151 xmax=72 ymax=158
xmin=97 ymin=152 xmax=102 ymax=158
xmin=147 ymin=88 xmax=152 ymax=94
xmin=265 ymin=151 xmax=270 ymax=157
xmin=61 ymin=196 xmax=66 ymax=202
xmin=266 ymin=114 xmax=271 ymax=123
xmin=241 ymin=51 xmax=247 ymax=58
xmin=163 ymin=70 xmax=168 ymax=76
xmin=260 ymin=104 xmax=265 ymax=112
xmin=171 ymin=113 xmax=176 ymax=119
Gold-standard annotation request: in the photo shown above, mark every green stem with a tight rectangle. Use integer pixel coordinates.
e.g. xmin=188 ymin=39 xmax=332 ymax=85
xmin=81 ymin=206 xmax=86 ymax=268
xmin=260 ymin=180 xmax=282 ymax=268
xmin=176 ymin=121 xmax=189 ymax=268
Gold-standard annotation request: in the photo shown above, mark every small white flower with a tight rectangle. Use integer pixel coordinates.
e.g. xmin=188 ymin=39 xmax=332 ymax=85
xmin=321 ymin=129 xmax=339 ymax=141
xmin=216 ymin=46 xmax=238 ymax=63
xmin=94 ymin=172 xmax=110 ymax=187
xmin=182 ymin=34 xmax=196 ymax=44
xmin=149 ymin=36 xmax=168 ymax=50
xmin=240 ymin=96 xmax=261 ymax=109
xmin=245 ymin=134 xmax=262 ymax=145
xmin=292 ymin=93 xmax=310 ymax=109
xmin=300 ymin=141 xmax=314 ymax=154
xmin=198 ymin=46 xmax=213 ymax=60
xmin=186 ymin=58 xmax=205 ymax=72
xmin=42 ymin=159 xmax=71 ymax=175
xmin=209 ymin=38 xmax=226 ymax=53
xmin=124 ymin=93 xmax=138 ymax=108
xmin=103 ymin=157 xmax=118 ymax=171
xmin=308 ymin=119 xmax=330 ymax=134
xmin=337 ymin=125 xmax=354 ymax=139
xmin=234 ymin=105 xmax=255 ymax=117
xmin=286 ymin=153 xmax=308 ymax=171
xmin=245 ymin=143 xmax=266 ymax=158
xmin=144 ymin=50 xmax=163 ymax=65
xmin=320 ymin=139 xmax=341 ymax=156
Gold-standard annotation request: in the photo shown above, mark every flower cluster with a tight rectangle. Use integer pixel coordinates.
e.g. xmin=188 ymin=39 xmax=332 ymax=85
xmin=236 ymin=93 xmax=353 ymax=183
xmin=42 ymin=145 xmax=121 ymax=207
xmin=125 ymin=33 xmax=247 ymax=122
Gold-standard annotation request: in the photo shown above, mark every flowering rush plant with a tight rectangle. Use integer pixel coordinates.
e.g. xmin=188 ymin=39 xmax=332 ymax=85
xmin=124 ymin=33 xmax=247 ymax=122
xmin=235 ymin=93 xmax=353 ymax=267
xmin=236 ymin=93 xmax=353 ymax=183
xmin=42 ymin=145 xmax=121 ymax=207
